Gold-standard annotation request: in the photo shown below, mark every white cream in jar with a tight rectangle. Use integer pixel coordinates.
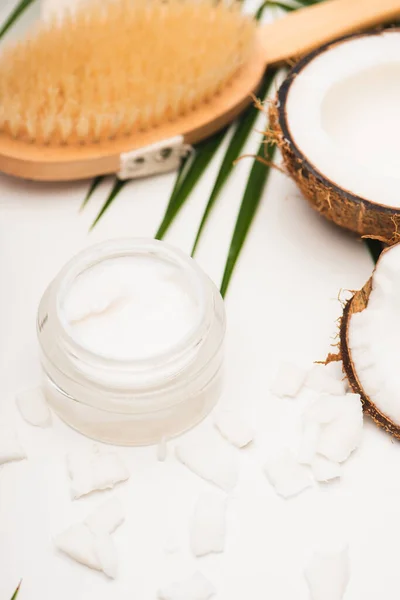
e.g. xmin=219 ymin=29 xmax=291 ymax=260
xmin=37 ymin=239 xmax=226 ymax=446
xmin=63 ymin=255 xmax=201 ymax=361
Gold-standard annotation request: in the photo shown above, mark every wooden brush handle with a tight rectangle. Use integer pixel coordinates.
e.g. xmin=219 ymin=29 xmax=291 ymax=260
xmin=262 ymin=0 xmax=400 ymax=64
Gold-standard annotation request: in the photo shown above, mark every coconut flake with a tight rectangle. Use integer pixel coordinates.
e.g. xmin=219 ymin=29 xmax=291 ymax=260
xmin=264 ymin=449 xmax=313 ymax=498
xmin=157 ymin=438 xmax=168 ymax=462
xmin=85 ymin=498 xmax=125 ymax=535
xmin=324 ymin=361 xmax=345 ymax=383
xmin=67 ymin=446 xmax=129 ymax=499
xmin=317 ymin=394 xmax=363 ymax=463
xmin=190 ymin=493 xmax=227 ymax=557
xmin=305 ymin=547 xmax=350 ymax=600
xmin=158 ymin=572 xmax=216 ymax=600
xmin=15 ymin=387 xmax=51 ymax=428
xmin=270 ymin=362 xmax=308 ymax=397
xmin=93 ymin=533 xmax=118 ymax=579
xmin=298 ymin=421 xmax=320 ymax=465
xmin=54 ymin=523 xmax=102 ymax=572
xmin=0 ymin=425 xmax=26 ymax=465
xmin=312 ymin=456 xmax=341 ymax=482
xmin=214 ymin=410 xmax=254 ymax=448
xmin=55 ymin=502 xmax=122 ymax=578
xmin=176 ymin=437 xmax=238 ymax=491
xmin=305 ymin=395 xmax=347 ymax=424
xmin=306 ymin=365 xmax=346 ymax=396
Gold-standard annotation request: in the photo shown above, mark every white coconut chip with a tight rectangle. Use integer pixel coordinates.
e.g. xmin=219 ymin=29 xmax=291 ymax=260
xmin=55 ymin=522 xmax=118 ymax=579
xmin=298 ymin=421 xmax=320 ymax=465
xmin=305 ymin=365 xmax=346 ymax=396
xmin=305 ymin=395 xmax=347 ymax=424
xmin=264 ymin=449 xmax=313 ymax=498
xmin=176 ymin=437 xmax=238 ymax=491
xmin=85 ymin=498 xmax=125 ymax=535
xmin=305 ymin=547 xmax=350 ymax=600
xmin=317 ymin=394 xmax=363 ymax=463
xmin=56 ymin=500 xmax=124 ymax=578
xmin=67 ymin=446 xmax=129 ymax=499
xmin=190 ymin=493 xmax=227 ymax=557
xmin=15 ymin=387 xmax=51 ymax=428
xmin=54 ymin=523 xmax=102 ymax=572
xmin=158 ymin=572 xmax=216 ymax=600
xmin=214 ymin=410 xmax=254 ymax=448
xmin=312 ymin=456 xmax=341 ymax=482
xmin=324 ymin=361 xmax=346 ymax=384
xmin=270 ymin=362 xmax=308 ymax=397
xmin=93 ymin=533 xmax=118 ymax=579
xmin=302 ymin=393 xmax=363 ymax=464
xmin=0 ymin=425 xmax=26 ymax=465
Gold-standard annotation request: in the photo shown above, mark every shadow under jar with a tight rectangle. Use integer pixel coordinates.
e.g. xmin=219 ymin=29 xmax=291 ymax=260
xmin=37 ymin=238 xmax=226 ymax=446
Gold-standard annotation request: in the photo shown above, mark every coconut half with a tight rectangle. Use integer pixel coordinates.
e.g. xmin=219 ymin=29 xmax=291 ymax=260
xmin=271 ymin=28 xmax=400 ymax=243
xmin=341 ymin=243 xmax=400 ymax=437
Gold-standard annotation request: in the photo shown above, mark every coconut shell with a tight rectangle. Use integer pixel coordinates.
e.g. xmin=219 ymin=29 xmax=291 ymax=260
xmin=340 ymin=274 xmax=400 ymax=438
xmin=269 ymin=31 xmax=400 ymax=245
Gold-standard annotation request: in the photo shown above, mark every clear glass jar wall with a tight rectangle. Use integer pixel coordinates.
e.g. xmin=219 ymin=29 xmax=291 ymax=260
xmin=37 ymin=239 xmax=226 ymax=445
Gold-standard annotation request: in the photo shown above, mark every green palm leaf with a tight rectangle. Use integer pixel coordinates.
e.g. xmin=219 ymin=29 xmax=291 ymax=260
xmin=85 ymin=0 xmax=287 ymax=232
xmin=10 ymin=581 xmax=22 ymax=600
xmin=295 ymin=0 xmax=322 ymax=5
xmin=155 ymin=128 xmax=228 ymax=240
xmin=257 ymin=0 xmax=296 ymax=15
xmin=167 ymin=153 xmax=193 ymax=207
xmin=90 ymin=179 xmax=127 ymax=230
xmin=0 ymin=0 xmax=36 ymax=39
xmin=267 ymin=1 xmax=296 ymax=9
xmin=191 ymin=0 xmax=292 ymax=257
xmin=80 ymin=175 xmax=105 ymax=211
xmin=155 ymin=150 xmax=194 ymax=228
xmin=220 ymin=116 xmax=276 ymax=297
xmin=80 ymin=0 xmax=377 ymax=286
xmin=185 ymin=1 xmax=286 ymax=255
xmin=191 ymin=69 xmax=276 ymax=256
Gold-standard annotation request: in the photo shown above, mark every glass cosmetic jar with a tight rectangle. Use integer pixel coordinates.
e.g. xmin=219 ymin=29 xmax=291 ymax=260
xmin=37 ymin=238 xmax=226 ymax=446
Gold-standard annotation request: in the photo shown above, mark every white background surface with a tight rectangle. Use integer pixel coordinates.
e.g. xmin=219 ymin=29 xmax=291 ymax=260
xmin=0 ymin=1 xmax=396 ymax=599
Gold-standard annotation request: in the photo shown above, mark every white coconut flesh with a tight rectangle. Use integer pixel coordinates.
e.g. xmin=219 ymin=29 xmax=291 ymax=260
xmin=175 ymin=436 xmax=239 ymax=491
xmin=284 ymin=30 xmax=400 ymax=208
xmin=348 ymin=244 xmax=400 ymax=426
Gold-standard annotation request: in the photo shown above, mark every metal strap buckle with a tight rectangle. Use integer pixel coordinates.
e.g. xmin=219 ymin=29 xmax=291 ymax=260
xmin=118 ymin=136 xmax=193 ymax=180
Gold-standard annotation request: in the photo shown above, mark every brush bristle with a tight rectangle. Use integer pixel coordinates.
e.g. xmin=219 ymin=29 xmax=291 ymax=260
xmin=0 ymin=0 xmax=255 ymax=145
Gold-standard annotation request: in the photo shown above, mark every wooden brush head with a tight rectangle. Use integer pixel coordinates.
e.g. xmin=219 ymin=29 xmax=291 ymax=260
xmin=0 ymin=0 xmax=396 ymax=180
xmin=0 ymin=0 xmax=256 ymax=146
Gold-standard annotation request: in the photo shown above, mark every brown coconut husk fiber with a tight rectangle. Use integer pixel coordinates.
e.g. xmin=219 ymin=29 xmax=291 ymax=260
xmin=340 ymin=270 xmax=400 ymax=439
xmin=269 ymin=31 xmax=400 ymax=246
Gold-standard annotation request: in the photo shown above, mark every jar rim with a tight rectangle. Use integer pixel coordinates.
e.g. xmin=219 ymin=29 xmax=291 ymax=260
xmin=51 ymin=238 xmax=215 ymax=383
